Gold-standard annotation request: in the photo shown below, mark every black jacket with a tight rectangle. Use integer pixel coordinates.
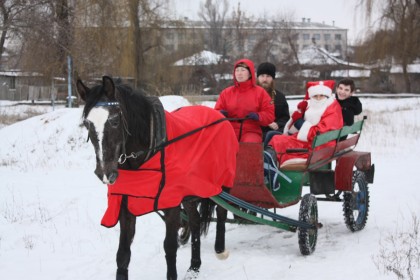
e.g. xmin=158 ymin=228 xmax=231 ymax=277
xmin=336 ymin=96 xmax=362 ymax=126
xmin=262 ymin=89 xmax=290 ymax=134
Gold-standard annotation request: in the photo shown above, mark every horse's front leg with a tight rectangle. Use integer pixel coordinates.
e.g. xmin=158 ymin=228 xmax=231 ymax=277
xmin=116 ymin=197 xmax=137 ymax=280
xmin=163 ymin=207 xmax=181 ymax=280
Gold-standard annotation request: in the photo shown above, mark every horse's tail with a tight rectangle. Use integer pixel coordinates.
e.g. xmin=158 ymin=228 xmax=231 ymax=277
xmin=199 ymin=198 xmax=216 ymax=236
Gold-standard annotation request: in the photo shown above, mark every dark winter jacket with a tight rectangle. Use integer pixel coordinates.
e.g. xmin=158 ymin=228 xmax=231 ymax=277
xmin=262 ymin=89 xmax=290 ymax=136
xmin=336 ymin=96 xmax=362 ymax=126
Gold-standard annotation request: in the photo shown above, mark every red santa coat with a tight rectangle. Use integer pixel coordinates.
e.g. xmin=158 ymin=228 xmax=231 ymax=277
xmin=269 ymin=99 xmax=343 ymax=165
xmin=215 ymin=59 xmax=274 ymax=142
xmin=101 ymin=106 xmax=239 ymax=227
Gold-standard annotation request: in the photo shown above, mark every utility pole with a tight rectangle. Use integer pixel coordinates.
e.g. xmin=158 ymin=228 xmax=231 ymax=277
xmin=67 ymin=55 xmax=72 ymax=108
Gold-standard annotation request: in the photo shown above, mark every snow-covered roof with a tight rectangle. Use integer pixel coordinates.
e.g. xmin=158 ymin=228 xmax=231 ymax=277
xmin=331 ymin=69 xmax=371 ymax=78
xmin=294 ymin=69 xmax=321 ymax=78
xmin=173 ymin=50 xmax=223 ymax=66
xmin=390 ymin=64 xmax=420 ymax=74
xmin=298 ymin=45 xmax=365 ymax=68
xmin=0 ymin=70 xmax=43 ymax=77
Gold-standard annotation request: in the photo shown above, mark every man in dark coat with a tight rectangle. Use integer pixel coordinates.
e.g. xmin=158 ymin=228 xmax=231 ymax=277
xmin=335 ymin=78 xmax=362 ymax=126
xmin=256 ymin=62 xmax=290 ymax=145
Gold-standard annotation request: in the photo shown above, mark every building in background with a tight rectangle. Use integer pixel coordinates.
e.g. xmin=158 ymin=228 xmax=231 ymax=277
xmin=157 ymin=18 xmax=348 ymax=61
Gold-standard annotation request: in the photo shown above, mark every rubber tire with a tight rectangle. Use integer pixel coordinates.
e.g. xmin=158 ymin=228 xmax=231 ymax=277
xmin=343 ymin=171 xmax=369 ymax=232
xmin=298 ymin=194 xmax=318 ymax=255
xmin=178 ymin=210 xmax=191 ymax=245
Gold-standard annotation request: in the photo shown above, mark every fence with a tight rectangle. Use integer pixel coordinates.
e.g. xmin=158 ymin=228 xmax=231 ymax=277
xmin=0 ymin=85 xmax=60 ymax=101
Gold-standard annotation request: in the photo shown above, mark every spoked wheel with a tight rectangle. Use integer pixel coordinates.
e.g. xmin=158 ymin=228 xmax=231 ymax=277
xmin=343 ymin=171 xmax=369 ymax=232
xmin=298 ymin=194 xmax=318 ymax=255
xmin=178 ymin=209 xmax=191 ymax=245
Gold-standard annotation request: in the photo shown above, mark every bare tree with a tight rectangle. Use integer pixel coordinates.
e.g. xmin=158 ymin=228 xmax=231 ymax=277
xmin=198 ymin=0 xmax=229 ymax=54
xmin=0 ymin=0 xmax=45 ymax=70
xmin=7 ymin=0 xmax=74 ymax=80
xmin=227 ymin=2 xmax=254 ymax=58
xmin=357 ymin=0 xmax=420 ymax=92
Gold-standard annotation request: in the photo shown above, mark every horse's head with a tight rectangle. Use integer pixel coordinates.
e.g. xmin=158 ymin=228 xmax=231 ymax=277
xmin=77 ymin=76 xmax=124 ymax=184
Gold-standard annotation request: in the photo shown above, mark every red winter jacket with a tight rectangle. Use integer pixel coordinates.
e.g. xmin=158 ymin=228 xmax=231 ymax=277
xmin=215 ymin=59 xmax=274 ymax=142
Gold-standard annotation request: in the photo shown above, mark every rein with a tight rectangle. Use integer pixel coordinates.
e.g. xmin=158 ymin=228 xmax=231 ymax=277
xmin=118 ymin=116 xmax=249 ymax=164
xmin=89 ymin=100 xmax=249 ymax=165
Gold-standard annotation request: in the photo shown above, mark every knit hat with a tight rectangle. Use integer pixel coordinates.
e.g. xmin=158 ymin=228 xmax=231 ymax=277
xmin=307 ymin=80 xmax=335 ymax=98
xmin=257 ymin=62 xmax=276 ymax=79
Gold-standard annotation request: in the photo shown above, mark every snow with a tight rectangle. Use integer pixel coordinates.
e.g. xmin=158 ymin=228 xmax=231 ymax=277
xmin=390 ymin=64 xmax=420 ymax=74
xmin=331 ymin=69 xmax=371 ymax=78
xmin=173 ymin=50 xmax=223 ymax=66
xmin=1 ymin=95 xmax=420 ymax=280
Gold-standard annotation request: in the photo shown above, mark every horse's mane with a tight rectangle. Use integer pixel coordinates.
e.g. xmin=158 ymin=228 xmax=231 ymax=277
xmin=82 ymin=80 xmax=153 ymax=147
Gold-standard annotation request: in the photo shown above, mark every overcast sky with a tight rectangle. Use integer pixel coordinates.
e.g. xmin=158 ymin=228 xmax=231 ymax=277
xmin=171 ymin=0 xmax=380 ymax=44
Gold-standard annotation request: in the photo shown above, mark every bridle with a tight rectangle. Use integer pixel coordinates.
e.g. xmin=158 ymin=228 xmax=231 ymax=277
xmin=88 ymin=99 xmax=163 ymax=166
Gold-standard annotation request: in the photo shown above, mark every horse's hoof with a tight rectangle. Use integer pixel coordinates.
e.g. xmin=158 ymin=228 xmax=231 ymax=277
xmin=183 ymin=267 xmax=199 ymax=279
xmin=216 ymin=249 xmax=230 ymax=260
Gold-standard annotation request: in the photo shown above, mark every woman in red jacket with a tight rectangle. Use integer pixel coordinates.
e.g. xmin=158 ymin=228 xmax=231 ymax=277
xmin=215 ymin=59 xmax=275 ymax=142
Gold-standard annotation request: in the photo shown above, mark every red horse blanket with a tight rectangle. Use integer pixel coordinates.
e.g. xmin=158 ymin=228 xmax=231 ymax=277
xmin=101 ymin=106 xmax=239 ymax=227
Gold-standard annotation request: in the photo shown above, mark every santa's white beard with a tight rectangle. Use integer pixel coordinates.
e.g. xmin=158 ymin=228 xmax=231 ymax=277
xmin=304 ymin=97 xmax=334 ymax=125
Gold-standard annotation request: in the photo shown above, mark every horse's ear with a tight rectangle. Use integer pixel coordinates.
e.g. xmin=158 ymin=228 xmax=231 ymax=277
xmin=102 ymin=76 xmax=115 ymax=99
xmin=76 ymin=79 xmax=89 ymax=102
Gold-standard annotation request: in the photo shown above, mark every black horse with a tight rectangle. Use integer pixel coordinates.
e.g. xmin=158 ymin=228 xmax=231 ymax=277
xmin=77 ymin=76 xmax=237 ymax=280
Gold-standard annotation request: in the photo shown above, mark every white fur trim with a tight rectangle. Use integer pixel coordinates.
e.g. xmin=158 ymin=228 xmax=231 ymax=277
xmin=288 ymin=125 xmax=299 ymax=135
xmin=280 ymin=158 xmax=307 ymax=168
xmin=283 ymin=118 xmax=293 ymax=134
xmin=308 ymin=84 xmax=332 ymax=98
xmin=297 ymin=121 xmax=313 ymax=142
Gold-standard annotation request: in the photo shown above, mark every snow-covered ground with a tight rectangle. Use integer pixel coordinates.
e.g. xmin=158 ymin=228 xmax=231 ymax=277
xmin=1 ymin=95 xmax=419 ymax=280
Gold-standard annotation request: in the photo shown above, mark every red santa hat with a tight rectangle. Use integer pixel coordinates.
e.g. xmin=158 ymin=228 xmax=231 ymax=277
xmin=305 ymin=80 xmax=335 ymax=99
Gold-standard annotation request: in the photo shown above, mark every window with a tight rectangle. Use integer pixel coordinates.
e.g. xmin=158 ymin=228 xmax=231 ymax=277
xmin=324 ymin=44 xmax=330 ymax=51
xmin=313 ymin=34 xmax=320 ymax=40
xmin=324 ymin=34 xmax=331 ymax=40
xmin=335 ymin=45 xmax=342 ymax=51
xmin=303 ymin=34 xmax=310 ymax=40
xmin=335 ymin=34 xmax=342 ymax=40
xmin=10 ymin=77 xmax=16 ymax=90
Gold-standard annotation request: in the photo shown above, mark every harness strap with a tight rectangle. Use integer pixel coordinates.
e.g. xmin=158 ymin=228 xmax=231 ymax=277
xmin=123 ymin=117 xmax=247 ymax=162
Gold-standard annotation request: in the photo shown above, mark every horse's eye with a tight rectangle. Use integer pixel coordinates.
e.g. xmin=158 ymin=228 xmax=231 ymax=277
xmin=108 ymin=114 xmax=120 ymax=127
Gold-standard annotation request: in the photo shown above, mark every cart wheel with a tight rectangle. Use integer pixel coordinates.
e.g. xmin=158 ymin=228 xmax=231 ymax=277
xmin=178 ymin=210 xmax=191 ymax=245
xmin=298 ymin=194 xmax=318 ymax=255
xmin=343 ymin=171 xmax=370 ymax=232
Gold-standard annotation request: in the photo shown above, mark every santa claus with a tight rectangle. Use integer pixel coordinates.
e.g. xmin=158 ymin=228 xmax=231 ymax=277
xmin=269 ymin=80 xmax=343 ymax=166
